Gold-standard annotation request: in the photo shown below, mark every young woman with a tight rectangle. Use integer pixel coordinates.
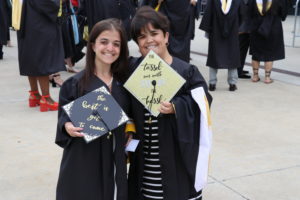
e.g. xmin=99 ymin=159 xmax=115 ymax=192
xmin=250 ymin=0 xmax=288 ymax=83
xmin=55 ymin=19 xmax=130 ymax=200
xmin=127 ymin=6 xmax=212 ymax=200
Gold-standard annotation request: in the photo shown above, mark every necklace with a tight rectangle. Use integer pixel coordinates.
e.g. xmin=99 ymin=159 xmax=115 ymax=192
xmin=107 ymin=76 xmax=113 ymax=87
xmin=95 ymin=71 xmax=113 ymax=87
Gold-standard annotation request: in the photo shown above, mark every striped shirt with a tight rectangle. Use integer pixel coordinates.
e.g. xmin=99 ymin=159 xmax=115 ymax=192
xmin=142 ymin=111 xmax=163 ymax=199
xmin=141 ymin=110 xmax=202 ymax=200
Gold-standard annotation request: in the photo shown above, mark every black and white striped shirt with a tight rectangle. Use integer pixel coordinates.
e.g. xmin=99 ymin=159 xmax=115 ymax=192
xmin=141 ymin=110 xmax=202 ymax=200
xmin=142 ymin=111 xmax=163 ymax=199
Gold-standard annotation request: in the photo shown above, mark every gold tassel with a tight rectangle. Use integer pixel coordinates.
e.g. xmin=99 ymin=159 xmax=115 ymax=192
xmin=155 ymin=2 xmax=161 ymax=11
xmin=58 ymin=0 xmax=62 ymax=17
xmin=125 ymin=122 xmax=136 ymax=134
xmin=83 ymin=25 xmax=89 ymax=41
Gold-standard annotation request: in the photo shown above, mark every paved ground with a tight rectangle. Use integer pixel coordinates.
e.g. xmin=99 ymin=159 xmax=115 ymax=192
xmin=0 ymin=16 xmax=299 ymax=200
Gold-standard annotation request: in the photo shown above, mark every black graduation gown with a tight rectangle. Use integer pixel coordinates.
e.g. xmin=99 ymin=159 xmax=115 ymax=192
xmin=0 ymin=0 xmax=10 ymax=45
xmin=238 ymin=0 xmax=253 ymax=71
xmin=61 ymin=0 xmax=76 ymax=59
xmin=249 ymin=0 xmax=288 ymax=62
xmin=239 ymin=0 xmax=254 ymax=33
xmin=55 ymin=71 xmax=129 ymax=200
xmin=142 ymin=0 xmax=198 ymax=62
xmin=79 ymin=0 xmax=135 ymax=39
xmin=62 ymin=0 xmax=86 ymax=64
xmin=199 ymin=0 xmax=242 ymax=69
xmin=17 ymin=0 xmax=65 ymax=76
xmin=127 ymin=57 xmax=212 ymax=200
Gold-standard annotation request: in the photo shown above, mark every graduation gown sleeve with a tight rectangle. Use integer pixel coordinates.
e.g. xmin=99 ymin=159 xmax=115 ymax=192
xmin=127 ymin=57 xmax=212 ymax=199
xmin=0 ymin=0 xmax=9 ymax=45
xmin=55 ymin=76 xmax=80 ymax=148
xmin=279 ymin=0 xmax=289 ymax=21
xmin=171 ymin=64 xmax=212 ymax=190
xmin=199 ymin=0 xmax=213 ymax=34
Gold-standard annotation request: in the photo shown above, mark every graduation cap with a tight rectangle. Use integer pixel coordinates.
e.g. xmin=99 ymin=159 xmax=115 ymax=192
xmin=63 ymin=86 xmax=129 ymax=143
xmin=124 ymin=50 xmax=186 ymax=117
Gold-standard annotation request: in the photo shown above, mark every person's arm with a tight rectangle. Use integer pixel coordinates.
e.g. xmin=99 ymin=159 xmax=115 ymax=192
xmin=199 ymin=0 xmax=213 ymax=34
xmin=170 ymin=65 xmax=211 ymax=187
xmin=279 ymin=0 xmax=289 ymax=21
xmin=55 ymin=77 xmax=82 ymax=148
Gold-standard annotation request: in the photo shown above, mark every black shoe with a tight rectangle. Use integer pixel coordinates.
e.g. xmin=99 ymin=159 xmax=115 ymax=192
xmin=238 ymin=74 xmax=251 ymax=79
xmin=0 ymin=53 xmax=3 ymax=60
xmin=209 ymin=84 xmax=216 ymax=91
xmin=229 ymin=84 xmax=237 ymax=91
xmin=242 ymin=70 xmax=249 ymax=74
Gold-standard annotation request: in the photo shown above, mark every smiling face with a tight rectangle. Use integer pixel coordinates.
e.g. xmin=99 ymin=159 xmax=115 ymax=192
xmin=137 ymin=23 xmax=169 ymax=59
xmin=92 ymin=29 xmax=121 ymax=67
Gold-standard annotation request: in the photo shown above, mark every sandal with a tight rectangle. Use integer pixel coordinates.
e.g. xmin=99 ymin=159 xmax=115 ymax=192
xmin=264 ymin=70 xmax=273 ymax=84
xmin=39 ymin=95 xmax=59 ymax=112
xmin=49 ymin=74 xmax=64 ymax=87
xmin=28 ymin=90 xmax=41 ymax=107
xmin=252 ymin=68 xmax=260 ymax=82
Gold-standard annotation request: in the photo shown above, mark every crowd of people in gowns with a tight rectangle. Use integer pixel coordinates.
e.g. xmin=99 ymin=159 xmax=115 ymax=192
xmin=200 ymin=0 xmax=290 ymax=91
xmin=0 ymin=0 xmax=294 ymax=199
xmin=2 ymin=0 xmax=292 ymax=92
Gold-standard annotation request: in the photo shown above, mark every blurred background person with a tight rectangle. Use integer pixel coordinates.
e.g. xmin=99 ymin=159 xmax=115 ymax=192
xmin=238 ymin=0 xmax=253 ymax=79
xmin=6 ymin=0 xmax=13 ymax=47
xmin=61 ymin=0 xmax=81 ymax=73
xmin=141 ymin=0 xmax=201 ymax=63
xmin=200 ymin=0 xmax=242 ymax=91
xmin=16 ymin=0 xmax=65 ymax=111
xmin=0 ymin=0 xmax=11 ymax=59
xmin=250 ymin=0 xmax=289 ymax=84
xmin=79 ymin=0 xmax=135 ymax=40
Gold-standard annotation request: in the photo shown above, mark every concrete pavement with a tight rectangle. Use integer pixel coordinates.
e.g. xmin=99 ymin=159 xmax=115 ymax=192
xmin=0 ymin=16 xmax=299 ymax=200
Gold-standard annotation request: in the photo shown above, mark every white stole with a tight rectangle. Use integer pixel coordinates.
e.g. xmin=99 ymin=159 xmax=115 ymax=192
xmin=191 ymin=87 xmax=213 ymax=191
xmin=220 ymin=0 xmax=233 ymax=14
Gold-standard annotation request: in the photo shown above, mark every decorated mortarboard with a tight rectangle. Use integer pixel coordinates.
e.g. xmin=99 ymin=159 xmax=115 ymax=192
xmin=63 ymin=86 xmax=129 ymax=143
xmin=124 ymin=50 xmax=186 ymax=117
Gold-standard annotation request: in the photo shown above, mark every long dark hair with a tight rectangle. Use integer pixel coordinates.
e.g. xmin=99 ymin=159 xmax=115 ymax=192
xmin=80 ymin=18 xmax=129 ymax=93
